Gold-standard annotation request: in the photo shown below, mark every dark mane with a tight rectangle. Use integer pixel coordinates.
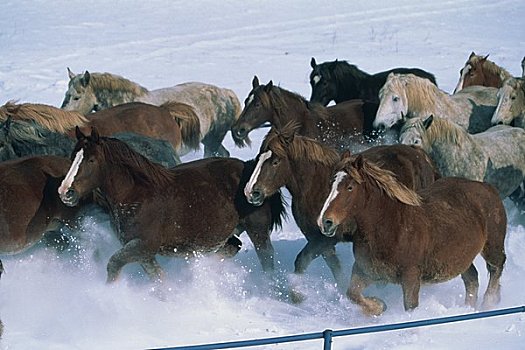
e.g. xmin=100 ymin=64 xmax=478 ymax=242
xmin=317 ymin=60 xmax=369 ymax=92
xmin=266 ymin=85 xmax=330 ymax=124
xmin=99 ymin=137 xmax=175 ymax=188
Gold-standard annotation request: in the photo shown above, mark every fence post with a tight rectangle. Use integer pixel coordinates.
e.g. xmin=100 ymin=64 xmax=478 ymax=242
xmin=323 ymin=329 xmax=333 ymax=350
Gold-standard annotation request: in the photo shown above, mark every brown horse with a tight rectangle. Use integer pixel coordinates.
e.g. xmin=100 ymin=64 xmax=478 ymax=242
xmin=58 ymin=128 xmax=286 ymax=281
xmin=0 ymin=155 xmax=89 ymax=266
xmin=454 ymin=52 xmax=513 ymax=93
xmin=1 ymin=100 xmax=200 ymax=156
xmin=243 ymin=122 xmax=439 ymax=286
xmin=231 ymin=76 xmax=379 ymax=152
xmin=319 ymin=154 xmax=507 ymax=315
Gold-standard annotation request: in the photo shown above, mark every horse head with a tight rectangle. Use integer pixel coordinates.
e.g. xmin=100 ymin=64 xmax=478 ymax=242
xmin=309 ymin=57 xmax=338 ymax=106
xmin=243 ymin=122 xmax=297 ymax=206
xmin=373 ymin=73 xmax=408 ymax=131
xmin=231 ymin=76 xmax=275 ymax=144
xmin=398 ymin=115 xmax=433 ymax=152
xmin=492 ymin=78 xmax=525 ymax=126
xmin=61 ymin=68 xmax=99 ymax=115
xmin=58 ymin=127 xmax=103 ymax=207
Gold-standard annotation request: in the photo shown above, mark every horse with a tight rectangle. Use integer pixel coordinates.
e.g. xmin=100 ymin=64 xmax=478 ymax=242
xmin=61 ymin=69 xmax=241 ymax=157
xmin=0 ymin=155 xmax=91 ymax=268
xmin=308 ymin=57 xmax=437 ymax=105
xmin=243 ymin=122 xmax=439 ymax=286
xmin=399 ymin=115 xmax=525 ymax=210
xmin=491 ymin=77 xmax=525 ymax=128
xmin=2 ymin=100 xmax=200 ymax=157
xmin=231 ymin=76 xmax=380 ymax=152
xmin=454 ymin=52 xmax=513 ymax=93
xmin=0 ymin=117 xmax=181 ymax=167
xmin=318 ymin=154 xmax=507 ymax=315
xmin=57 ymin=127 xmax=286 ymax=281
xmin=374 ymin=73 xmax=498 ymax=133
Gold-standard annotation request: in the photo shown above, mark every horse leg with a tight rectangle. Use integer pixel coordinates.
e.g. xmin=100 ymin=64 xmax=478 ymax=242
xmin=140 ymin=256 xmax=164 ymax=282
xmin=216 ymin=235 xmax=243 ymax=258
xmin=107 ymin=238 xmax=160 ymax=283
xmin=243 ymin=215 xmax=275 ymax=272
xmin=347 ymin=263 xmax=386 ymax=316
xmin=480 ymin=224 xmax=506 ymax=309
xmin=294 ymin=239 xmax=341 ymax=283
xmin=400 ymin=267 xmax=421 ymax=311
xmin=41 ymin=219 xmax=70 ymax=252
xmin=201 ymin=130 xmax=230 ymax=158
xmin=461 ymin=264 xmax=479 ymax=308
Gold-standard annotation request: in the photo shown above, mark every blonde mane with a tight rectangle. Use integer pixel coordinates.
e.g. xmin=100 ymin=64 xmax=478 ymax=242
xmin=342 ymin=157 xmax=422 ymax=206
xmin=262 ymin=122 xmax=339 ymax=166
xmin=0 ymin=101 xmax=87 ymax=133
xmin=89 ymin=72 xmax=149 ymax=97
xmin=468 ymin=55 xmax=513 ymax=82
xmin=383 ymin=74 xmax=455 ymax=116
xmin=403 ymin=116 xmax=471 ymax=148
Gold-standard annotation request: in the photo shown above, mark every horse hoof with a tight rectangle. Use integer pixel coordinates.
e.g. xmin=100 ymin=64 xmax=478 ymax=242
xmin=289 ymin=289 xmax=306 ymax=304
xmin=362 ymin=297 xmax=387 ymax=316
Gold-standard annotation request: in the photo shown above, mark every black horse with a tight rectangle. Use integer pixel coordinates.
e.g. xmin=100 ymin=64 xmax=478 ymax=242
xmin=309 ymin=57 xmax=437 ymax=105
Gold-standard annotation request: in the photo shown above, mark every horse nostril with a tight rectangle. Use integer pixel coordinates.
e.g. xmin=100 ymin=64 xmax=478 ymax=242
xmin=251 ymin=189 xmax=262 ymax=201
xmin=497 ymin=121 xmax=504 ymax=125
xmin=322 ymin=218 xmax=334 ymax=233
xmin=66 ymin=188 xmax=76 ymax=198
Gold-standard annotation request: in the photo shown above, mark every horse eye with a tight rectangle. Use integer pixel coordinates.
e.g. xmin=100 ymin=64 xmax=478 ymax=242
xmin=347 ymin=185 xmax=353 ymax=191
xmin=73 ymin=97 xmax=80 ymax=101
xmin=272 ymin=158 xmax=280 ymax=166
xmin=414 ymin=139 xmax=421 ymax=145
xmin=511 ymin=95 xmax=516 ymax=100
xmin=392 ymin=96 xmax=400 ymax=102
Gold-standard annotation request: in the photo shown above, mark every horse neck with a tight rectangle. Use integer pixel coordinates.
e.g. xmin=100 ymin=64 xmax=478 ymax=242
xmin=13 ymin=132 xmax=73 ymax=159
xmin=94 ymin=89 xmax=139 ymax=110
xmin=334 ymin=65 xmax=370 ymax=102
xmin=272 ymin=90 xmax=318 ymax=131
xmin=407 ymin=83 xmax=459 ymax=118
xmin=483 ymin=61 xmax=513 ymax=88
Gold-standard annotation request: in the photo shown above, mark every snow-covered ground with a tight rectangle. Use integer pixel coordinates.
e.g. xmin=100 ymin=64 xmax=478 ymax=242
xmin=1 ymin=0 xmax=524 ymax=349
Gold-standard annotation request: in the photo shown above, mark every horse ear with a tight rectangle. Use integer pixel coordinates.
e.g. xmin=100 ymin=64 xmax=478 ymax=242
xmin=482 ymin=54 xmax=490 ymax=61
xmin=90 ymin=127 xmax=100 ymax=143
xmin=310 ymin=57 xmax=317 ymax=68
xmin=353 ymin=154 xmax=364 ymax=170
xmin=67 ymin=67 xmax=76 ymax=80
xmin=423 ymin=115 xmax=434 ymax=129
xmin=469 ymin=51 xmax=476 ymax=59
xmin=75 ymin=126 xmax=86 ymax=140
xmin=80 ymin=71 xmax=91 ymax=87
xmin=264 ymin=80 xmax=274 ymax=92
xmin=252 ymin=76 xmax=260 ymax=89
xmin=341 ymin=150 xmax=352 ymax=160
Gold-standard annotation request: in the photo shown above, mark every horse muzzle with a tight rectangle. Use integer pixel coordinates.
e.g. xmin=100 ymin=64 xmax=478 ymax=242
xmin=247 ymin=189 xmax=265 ymax=206
xmin=60 ymin=188 xmax=80 ymax=207
xmin=320 ymin=218 xmax=338 ymax=237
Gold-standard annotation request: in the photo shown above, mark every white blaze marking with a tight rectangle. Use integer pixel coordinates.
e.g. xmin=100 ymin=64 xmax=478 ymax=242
xmin=244 ymin=150 xmax=272 ymax=198
xmin=313 ymin=75 xmax=321 ymax=85
xmin=246 ymin=94 xmax=254 ymax=107
xmin=317 ymin=171 xmax=347 ymax=227
xmin=455 ymin=64 xmax=471 ymax=93
xmin=58 ymin=149 xmax=84 ymax=196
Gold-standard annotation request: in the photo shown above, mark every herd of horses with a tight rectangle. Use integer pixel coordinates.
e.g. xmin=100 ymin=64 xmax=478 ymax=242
xmin=1 ymin=52 xmax=525 ymax=327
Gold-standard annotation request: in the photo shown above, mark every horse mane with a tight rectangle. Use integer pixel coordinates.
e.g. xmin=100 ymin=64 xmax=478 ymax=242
xmin=88 ymin=72 xmax=149 ymax=98
xmin=320 ymin=60 xmax=369 ymax=83
xmin=468 ymin=54 xmax=513 ymax=82
xmin=99 ymin=137 xmax=175 ymax=188
xmin=1 ymin=119 xmax=47 ymax=145
xmin=0 ymin=101 xmax=88 ymax=133
xmin=262 ymin=121 xmax=339 ymax=167
xmin=402 ymin=116 xmax=471 ymax=147
xmin=266 ymin=85 xmax=330 ymax=122
xmin=382 ymin=74 xmax=453 ymax=115
xmin=341 ymin=157 xmax=422 ymax=206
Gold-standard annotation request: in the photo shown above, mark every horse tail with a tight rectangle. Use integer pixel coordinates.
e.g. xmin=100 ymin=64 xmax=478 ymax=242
xmin=160 ymin=101 xmax=201 ymax=151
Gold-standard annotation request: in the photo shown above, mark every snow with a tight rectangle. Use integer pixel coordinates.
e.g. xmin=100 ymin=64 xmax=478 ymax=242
xmin=1 ymin=0 xmax=524 ymax=349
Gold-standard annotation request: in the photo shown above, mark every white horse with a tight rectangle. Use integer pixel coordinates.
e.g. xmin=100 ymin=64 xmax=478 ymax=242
xmin=61 ymin=69 xmax=241 ymax=157
xmin=399 ymin=115 xmax=525 ymax=210
xmin=492 ymin=77 xmax=525 ymax=128
xmin=374 ymin=73 xmax=498 ymax=133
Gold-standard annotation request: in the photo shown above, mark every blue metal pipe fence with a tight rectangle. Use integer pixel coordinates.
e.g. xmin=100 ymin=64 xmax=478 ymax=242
xmin=149 ymin=305 xmax=525 ymax=350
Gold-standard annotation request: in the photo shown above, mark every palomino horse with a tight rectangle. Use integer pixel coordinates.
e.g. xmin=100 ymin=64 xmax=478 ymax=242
xmin=1 ymin=100 xmax=199 ymax=157
xmin=231 ymin=76 xmax=379 ymax=152
xmin=0 ymin=117 xmax=181 ymax=167
xmin=491 ymin=77 xmax=525 ymax=128
xmin=309 ymin=57 xmax=437 ymax=105
xmin=58 ymin=128 xmax=286 ymax=281
xmin=0 ymin=155 xmax=90 ymax=265
xmin=318 ymin=154 xmax=507 ymax=315
xmin=374 ymin=73 xmax=498 ymax=133
xmin=61 ymin=69 xmax=241 ymax=157
xmin=399 ymin=115 xmax=525 ymax=209
xmin=243 ymin=122 xmax=438 ymax=286
xmin=454 ymin=52 xmax=513 ymax=93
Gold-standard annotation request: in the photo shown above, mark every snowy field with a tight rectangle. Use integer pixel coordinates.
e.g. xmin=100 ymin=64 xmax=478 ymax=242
xmin=1 ymin=0 xmax=524 ymax=349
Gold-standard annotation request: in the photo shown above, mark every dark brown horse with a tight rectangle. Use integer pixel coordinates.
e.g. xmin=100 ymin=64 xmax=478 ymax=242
xmin=319 ymin=155 xmax=507 ymax=315
xmin=243 ymin=122 xmax=439 ymax=286
xmin=309 ymin=57 xmax=437 ymax=105
xmin=0 ymin=155 xmax=88 ymax=266
xmin=231 ymin=76 xmax=380 ymax=152
xmin=58 ymin=128 xmax=285 ymax=282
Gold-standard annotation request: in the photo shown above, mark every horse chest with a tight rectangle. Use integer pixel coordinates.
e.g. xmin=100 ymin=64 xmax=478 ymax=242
xmin=110 ymin=202 xmax=142 ymax=236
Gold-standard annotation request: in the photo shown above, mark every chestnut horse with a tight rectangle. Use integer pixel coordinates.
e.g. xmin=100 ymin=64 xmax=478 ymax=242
xmin=318 ymin=154 xmax=507 ymax=315
xmin=243 ymin=122 xmax=438 ymax=286
xmin=309 ymin=57 xmax=437 ymax=105
xmin=454 ymin=52 xmax=513 ymax=93
xmin=58 ymin=128 xmax=286 ymax=281
xmin=231 ymin=76 xmax=380 ymax=152
xmin=0 ymin=155 xmax=90 ymax=267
